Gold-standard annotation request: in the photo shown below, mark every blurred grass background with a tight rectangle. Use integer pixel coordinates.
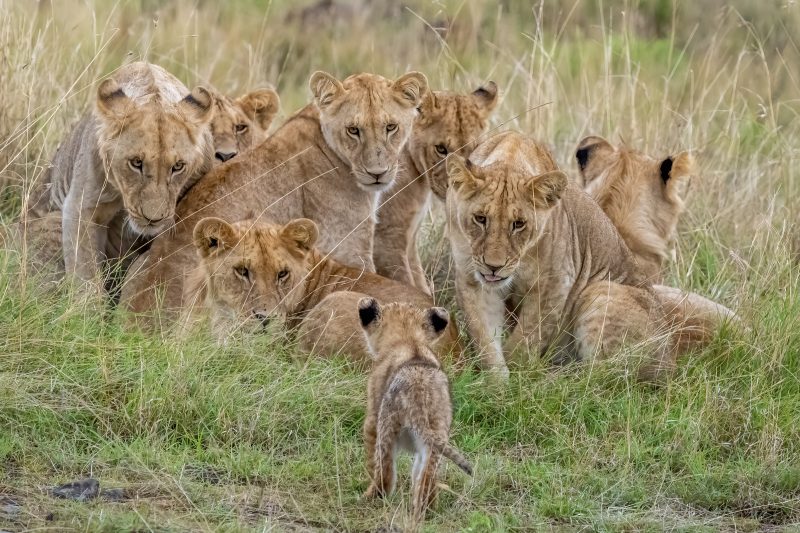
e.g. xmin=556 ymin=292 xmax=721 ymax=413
xmin=0 ymin=0 xmax=799 ymax=530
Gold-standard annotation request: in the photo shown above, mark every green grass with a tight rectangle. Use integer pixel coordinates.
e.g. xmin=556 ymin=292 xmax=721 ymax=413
xmin=2 ymin=0 xmax=800 ymax=530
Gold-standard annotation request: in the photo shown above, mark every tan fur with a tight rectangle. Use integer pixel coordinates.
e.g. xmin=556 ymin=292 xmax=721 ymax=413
xmin=22 ymin=62 xmax=214 ymax=292
xmin=21 ymin=85 xmax=280 ymax=284
xmin=373 ymin=83 xmax=499 ymax=293
xmin=359 ymin=298 xmax=471 ymax=522
xmin=446 ymin=131 xmax=731 ymax=383
xmin=576 ymin=136 xmax=694 ymax=282
xmin=119 ymin=71 xmax=428 ymax=322
xmin=180 ymin=218 xmax=461 ymax=362
xmin=208 ymin=87 xmax=280 ymax=163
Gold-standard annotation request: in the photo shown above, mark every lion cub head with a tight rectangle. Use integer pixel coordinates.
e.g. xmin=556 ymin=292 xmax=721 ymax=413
xmin=410 ymin=83 xmax=499 ymax=199
xmin=446 ymin=132 xmax=568 ymax=287
xmin=209 ymin=88 xmax=280 ymax=163
xmin=309 ymin=70 xmax=428 ymax=191
xmin=576 ymin=136 xmax=694 ymax=280
xmin=189 ymin=217 xmax=319 ymax=333
xmin=95 ymin=79 xmax=214 ymax=236
xmin=357 ymin=297 xmax=450 ymax=361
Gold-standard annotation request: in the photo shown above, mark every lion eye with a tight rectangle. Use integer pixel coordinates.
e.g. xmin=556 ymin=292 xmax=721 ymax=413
xmin=386 ymin=123 xmax=398 ymax=133
xmin=235 ymin=123 xmax=248 ymax=134
xmin=473 ymin=214 xmax=486 ymax=226
xmin=171 ymin=160 xmax=186 ymax=174
xmin=346 ymin=126 xmax=360 ymax=137
xmin=234 ymin=266 xmax=250 ymax=280
xmin=129 ymin=158 xmax=143 ymax=172
xmin=435 ymin=144 xmax=448 ymax=156
xmin=512 ymin=220 xmax=526 ymax=231
xmin=277 ymin=269 xmax=289 ymax=281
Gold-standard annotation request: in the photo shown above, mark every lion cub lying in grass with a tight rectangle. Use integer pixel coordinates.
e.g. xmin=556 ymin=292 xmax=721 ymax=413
xmin=358 ymin=297 xmax=472 ymax=521
xmin=183 ymin=217 xmax=461 ymax=362
xmin=446 ymin=131 xmax=735 ymax=382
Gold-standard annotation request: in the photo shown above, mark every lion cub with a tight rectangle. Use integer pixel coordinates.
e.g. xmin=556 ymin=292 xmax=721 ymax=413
xmin=359 ymin=298 xmax=472 ymax=519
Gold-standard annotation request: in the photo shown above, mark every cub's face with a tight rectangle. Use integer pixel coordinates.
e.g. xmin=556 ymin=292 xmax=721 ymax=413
xmin=192 ymin=217 xmax=319 ymax=327
xmin=210 ymin=88 xmax=280 ymax=164
xmin=576 ymin=136 xmax=693 ymax=272
xmin=446 ymin=154 xmax=568 ymax=288
xmin=409 ymin=83 xmax=499 ymax=199
xmin=310 ymin=71 xmax=428 ymax=192
xmin=357 ymin=298 xmax=450 ymax=362
xmin=95 ymin=80 xmax=214 ymax=236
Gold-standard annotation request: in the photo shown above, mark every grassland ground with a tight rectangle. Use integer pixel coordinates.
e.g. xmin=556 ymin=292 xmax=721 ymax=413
xmin=1 ymin=0 xmax=799 ymax=531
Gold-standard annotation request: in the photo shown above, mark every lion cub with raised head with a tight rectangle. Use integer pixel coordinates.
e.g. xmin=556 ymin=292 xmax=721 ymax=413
xmin=576 ymin=135 xmax=694 ymax=282
xmin=359 ymin=298 xmax=472 ymax=520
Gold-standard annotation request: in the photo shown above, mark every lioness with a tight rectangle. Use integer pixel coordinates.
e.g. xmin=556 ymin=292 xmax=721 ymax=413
xmin=182 ymin=217 xmax=461 ymax=362
xmin=358 ymin=297 xmax=472 ymax=521
xmin=373 ymin=82 xmax=499 ymax=292
xmin=576 ymin=136 xmax=694 ymax=282
xmin=446 ymin=131 xmax=732 ymax=382
xmin=120 ymin=71 xmax=428 ymax=321
xmin=34 ymin=62 xmax=214 ymax=288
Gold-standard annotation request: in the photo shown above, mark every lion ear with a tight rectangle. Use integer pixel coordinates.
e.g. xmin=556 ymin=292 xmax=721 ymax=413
xmin=237 ymin=87 xmax=281 ymax=130
xmin=96 ymin=79 xmax=134 ymax=122
xmin=661 ymin=151 xmax=694 ymax=202
xmin=393 ymin=71 xmax=428 ymax=107
xmin=179 ymin=86 xmax=214 ymax=126
xmin=446 ymin=154 xmax=480 ymax=195
xmin=193 ymin=217 xmax=237 ymax=258
xmin=425 ymin=307 xmax=450 ymax=339
xmin=358 ymin=297 xmax=382 ymax=330
xmin=575 ymin=136 xmax=614 ymax=186
xmin=472 ymin=81 xmax=499 ymax=113
xmin=530 ymin=170 xmax=569 ymax=209
xmin=281 ymin=218 xmax=319 ymax=252
xmin=309 ymin=71 xmax=344 ymax=109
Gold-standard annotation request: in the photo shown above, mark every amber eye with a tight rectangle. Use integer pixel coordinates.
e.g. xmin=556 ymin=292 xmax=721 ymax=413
xmin=386 ymin=123 xmax=398 ymax=133
xmin=277 ymin=269 xmax=289 ymax=281
xmin=172 ymin=160 xmax=186 ymax=174
xmin=234 ymin=265 xmax=250 ymax=280
xmin=346 ymin=126 xmax=360 ymax=137
xmin=235 ymin=123 xmax=248 ymax=134
xmin=473 ymin=214 xmax=486 ymax=225
xmin=129 ymin=157 xmax=143 ymax=172
xmin=512 ymin=220 xmax=526 ymax=231
xmin=435 ymin=144 xmax=448 ymax=156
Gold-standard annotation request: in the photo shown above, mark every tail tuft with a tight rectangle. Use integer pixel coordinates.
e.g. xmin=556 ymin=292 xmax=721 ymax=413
xmin=443 ymin=444 xmax=473 ymax=475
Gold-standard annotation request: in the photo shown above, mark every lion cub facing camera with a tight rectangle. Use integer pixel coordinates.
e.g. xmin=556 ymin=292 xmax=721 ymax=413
xmin=358 ymin=298 xmax=471 ymax=519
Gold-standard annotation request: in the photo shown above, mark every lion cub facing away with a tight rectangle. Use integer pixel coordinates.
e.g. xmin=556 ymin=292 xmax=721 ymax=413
xmin=358 ymin=298 xmax=472 ymax=519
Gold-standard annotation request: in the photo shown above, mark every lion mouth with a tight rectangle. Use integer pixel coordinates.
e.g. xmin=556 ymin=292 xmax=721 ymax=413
xmin=126 ymin=215 xmax=174 ymax=236
xmin=476 ymin=271 xmax=510 ymax=285
xmin=353 ymin=169 xmax=396 ymax=191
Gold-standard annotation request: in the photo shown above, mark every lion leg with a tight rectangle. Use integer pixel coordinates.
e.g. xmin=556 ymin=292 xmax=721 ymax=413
xmin=455 ymin=272 xmax=509 ymax=379
xmin=411 ymin=447 xmax=442 ymax=522
xmin=574 ymin=281 xmax=677 ymax=383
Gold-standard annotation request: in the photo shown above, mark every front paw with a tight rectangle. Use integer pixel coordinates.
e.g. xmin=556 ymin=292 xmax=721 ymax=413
xmin=362 ymin=482 xmax=383 ymax=499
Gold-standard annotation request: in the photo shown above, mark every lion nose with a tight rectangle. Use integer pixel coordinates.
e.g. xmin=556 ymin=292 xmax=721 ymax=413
xmin=483 ymin=258 xmax=506 ymax=273
xmin=215 ymin=151 xmax=237 ymax=162
xmin=252 ymin=311 xmax=270 ymax=328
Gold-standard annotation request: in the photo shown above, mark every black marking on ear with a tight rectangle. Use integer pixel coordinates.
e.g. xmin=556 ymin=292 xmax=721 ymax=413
xmin=660 ymin=157 xmax=674 ymax=183
xmin=576 ymin=147 xmax=591 ymax=170
xmin=208 ymin=237 xmax=218 ymax=249
xmin=105 ymin=88 xmax=127 ymax=101
xmin=184 ymin=93 xmax=207 ymax=110
xmin=429 ymin=309 xmax=449 ymax=334
xmin=358 ymin=299 xmax=380 ymax=328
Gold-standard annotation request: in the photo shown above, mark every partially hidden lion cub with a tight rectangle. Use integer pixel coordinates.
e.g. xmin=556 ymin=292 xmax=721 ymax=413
xmin=446 ymin=131 xmax=735 ymax=382
xmin=575 ymin=136 xmax=694 ymax=282
xmin=373 ymin=83 xmax=499 ymax=293
xmin=182 ymin=217 xmax=461 ymax=362
xmin=208 ymin=87 xmax=280 ymax=163
xmin=120 ymin=70 xmax=428 ymax=322
xmin=358 ymin=297 xmax=472 ymax=521
xmin=28 ymin=62 xmax=215 ymax=289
